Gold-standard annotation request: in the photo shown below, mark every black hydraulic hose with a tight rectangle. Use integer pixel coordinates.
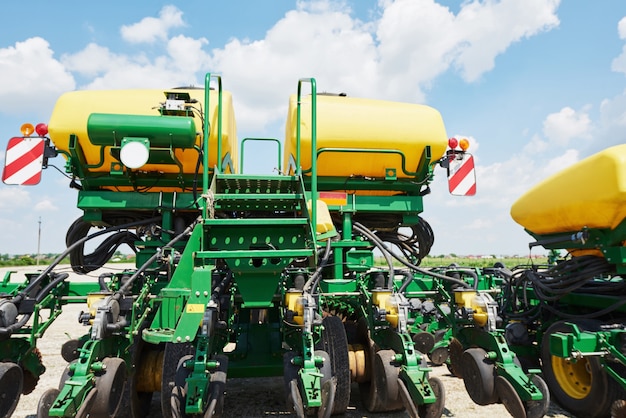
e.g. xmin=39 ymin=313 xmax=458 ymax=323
xmin=397 ymin=270 xmax=414 ymax=293
xmin=12 ymin=216 xmax=162 ymax=304
xmin=115 ymin=216 xmax=201 ymax=297
xmin=211 ymin=271 xmax=233 ymax=301
xmin=66 ymin=218 xmax=141 ymax=274
xmin=447 ymin=268 xmax=479 ymax=290
xmin=303 ymin=238 xmax=332 ymax=294
xmin=354 ymin=221 xmax=470 ymax=289
xmin=354 ymin=222 xmax=395 ymax=289
xmin=35 ymin=272 xmax=69 ymax=303
xmin=0 ymin=313 xmax=30 ymax=336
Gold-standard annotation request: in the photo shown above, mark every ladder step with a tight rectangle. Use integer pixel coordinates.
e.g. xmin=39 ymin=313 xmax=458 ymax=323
xmin=195 ymin=249 xmax=314 ymax=259
xmin=204 ymin=218 xmax=308 ymax=226
xmin=215 ymin=193 xmax=304 ymax=201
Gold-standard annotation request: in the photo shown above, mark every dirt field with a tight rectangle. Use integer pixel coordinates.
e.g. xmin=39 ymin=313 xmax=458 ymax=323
xmin=3 ymin=265 xmax=576 ymax=418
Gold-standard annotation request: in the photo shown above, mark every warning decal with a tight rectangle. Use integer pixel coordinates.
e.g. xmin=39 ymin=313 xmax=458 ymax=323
xmin=2 ymin=137 xmax=45 ymax=185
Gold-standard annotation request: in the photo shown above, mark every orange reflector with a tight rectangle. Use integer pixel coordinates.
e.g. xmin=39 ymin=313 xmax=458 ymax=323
xmin=20 ymin=123 xmax=35 ymax=137
xmin=319 ymin=192 xmax=348 ymax=206
xmin=459 ymin=138 xmax=470 ymax=151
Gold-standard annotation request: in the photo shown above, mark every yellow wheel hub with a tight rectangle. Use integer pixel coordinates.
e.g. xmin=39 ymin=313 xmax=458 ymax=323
xmin=551 ymin=355 xmax=592 ymax=399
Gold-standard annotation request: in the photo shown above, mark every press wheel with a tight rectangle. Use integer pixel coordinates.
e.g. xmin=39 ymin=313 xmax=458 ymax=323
xmin=91 ymin=357 xmax=127 ymax=418
xmin=417 ymin=377 xmax=445 ymax=418
xmin=373 ymin=349 xmax=403 ymax=411
xmin=447 ymin=338 xmax=464 ymax=378
xmin=288 ymin=379 xmax=305 ymax=418
xmin=37 ymin=388 xmax=59 ymax=418
xmin=204 ymin=354 xmax=228 ymax=418
xmin=0 ymin=362 xmax=23 ymax=418
xmin=171 ymin=354 xmax=193 ymax=418
xmin=524 ymin=374 xmax=550 ymax=418
xmin=162 ymin=342 xmax=195 ymax=418
xmin=118 ymin=337 xmax=156 ymax=418
xmin=461 ymin=348 xmax=498 ymax=405
xmin=495 ymin=375 xmax=525 ymax=418
xmin=316 ymin=315 xmax=351 ymax=414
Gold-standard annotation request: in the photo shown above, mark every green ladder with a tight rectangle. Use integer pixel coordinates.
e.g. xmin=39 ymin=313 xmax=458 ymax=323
xmin=195 ymin=172 xmax=317 ymax=308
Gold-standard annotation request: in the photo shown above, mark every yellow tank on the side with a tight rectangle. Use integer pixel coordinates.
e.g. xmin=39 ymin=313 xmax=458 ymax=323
xmin=283 ymin=94 xmax=449 ymax=179
xmin=511 ymin=144 xmax=626 ymax=235
xmin=48 ymin=88 xmax=237 ymax=176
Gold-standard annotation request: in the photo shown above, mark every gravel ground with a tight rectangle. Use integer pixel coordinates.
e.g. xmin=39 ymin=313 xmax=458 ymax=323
xmin=3 ymin=266 xmax=576 ymax=418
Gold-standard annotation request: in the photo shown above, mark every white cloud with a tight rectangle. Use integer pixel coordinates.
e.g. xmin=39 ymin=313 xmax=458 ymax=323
xmin=542 ymin=106 xmax=592 ymax=146
xmin=542 ymin=148 xmax=579 ymax=177
xmin=612 ymin=17 xmax=626 ymax=75
xmin=0 ymin=37 xmax=75 ymax=115
xmin=0 ymin=188 xmax=31 ymax=209
xmin=120 ymin=5 xmax=185 ymax=44
xmin=453 ymin=0 xmax=561 ymax=81
xmin=34 ymin=198 xmax=58 ymax=211
xmin=618 ymin=16 xmax=626 ymax=39
xmin=375 ymin=0 xmax=560 ymax=100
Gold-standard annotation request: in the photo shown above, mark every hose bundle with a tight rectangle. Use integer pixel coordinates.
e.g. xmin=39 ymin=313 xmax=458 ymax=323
xmin=504 ymin=255 xmax=626 ymax=319
xmin=372 ymin=216 xmax=434 ymax=265
xmin=65 ymin=217 xmax=140 ymax=274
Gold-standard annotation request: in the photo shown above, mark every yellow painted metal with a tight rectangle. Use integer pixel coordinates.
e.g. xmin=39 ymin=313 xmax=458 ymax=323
xmin=372 ymin=290 xmax=398 ymax=328
xmin=307 ymin=199 xmax=335 ymax=236
xmin=284 ymin=94 xmax=448 ymax=179
xmin=48 ymin=88 xmax=238 ymax=176
xmin=511 ymin=144 xmax=626 ymax=235
xmin=551 ymin=355 xmax=592 ymax=400
xmin=285 ymin=290 xmax=304 ymax=325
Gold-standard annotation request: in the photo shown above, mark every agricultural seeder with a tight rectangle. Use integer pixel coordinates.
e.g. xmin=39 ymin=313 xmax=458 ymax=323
xmin=0 ymin=72 xmax=554 ymax=418
xmin=503 ymin=147 xmax=626 ymax=418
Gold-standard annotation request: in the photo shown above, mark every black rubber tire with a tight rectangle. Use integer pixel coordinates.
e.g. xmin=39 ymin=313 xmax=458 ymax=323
xmin=374 ymin=350 xmax=403 ymax=411
xmin=524 ymin=374 xmax=550 ymax=418
xmin=495 ymin=375 xmax=525 ymax=418
xmin=171 ymin=354 xmax=193 ymax=418
xmin=417 ymin=376 xmax=445 ymax=418
xmin=0 ymin=362 xmax=23 ymax=418
xmin=117 ymin=338 xmax=155 ymax=418
xmin=316 ymin=315 xmax=351 ymax=414
xmin=37 ymin=388 xmax=60 ymax=418
xmin=91 ymin=357 xmax=127 ymax=418
xmin=162 ymin=342 xmax=195 ymax=418
xmin=204 ymin=354 xmax=228 ymax=418
xmin=58 ymin=361 xmax=75 ymax=390
xmin=461 ymin=348 xmax=498 ymax=405
xmin=314 ymin=350 xmax=334 ymax=418
xmin=284 ymin=350 xmax=299 ymax=407
xmin=541 ymin=320 xmax=622 ymax=418
xmin=447 ymin=338 xmax=464 ymax=378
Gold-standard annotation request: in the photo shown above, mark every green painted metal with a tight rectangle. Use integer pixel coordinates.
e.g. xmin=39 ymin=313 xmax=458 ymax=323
xmin=240 ymin=137 xmax=282 ymax=173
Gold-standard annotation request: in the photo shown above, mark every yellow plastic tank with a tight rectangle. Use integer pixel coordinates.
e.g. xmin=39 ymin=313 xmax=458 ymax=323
xmin=283 ymin=94 xmax=448 ymax=179
xmin=48 ymin=88 xmax=237 ymax=177
xmin=511 ymin=144 xmax=626 ymax=235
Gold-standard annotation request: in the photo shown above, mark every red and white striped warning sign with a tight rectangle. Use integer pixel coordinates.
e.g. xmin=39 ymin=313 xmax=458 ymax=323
xmin=2 ymin=137 xmax=45 ymax=185
xmin=448 ymin=154 xmax=476 ymax=196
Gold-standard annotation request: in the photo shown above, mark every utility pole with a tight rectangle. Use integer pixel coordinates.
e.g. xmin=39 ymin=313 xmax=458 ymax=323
xmin=37 ymin=217 xmax=41 ymax=265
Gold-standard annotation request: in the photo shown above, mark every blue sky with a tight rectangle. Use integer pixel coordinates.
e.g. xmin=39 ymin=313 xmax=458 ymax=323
xmin=1 ymin=0 xmax=626 ymax=257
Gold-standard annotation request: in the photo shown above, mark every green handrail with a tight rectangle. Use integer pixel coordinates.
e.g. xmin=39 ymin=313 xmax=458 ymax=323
xmin=297 ymin=78 xmax=317 ymax=243
xmin=203 ymin=73 xmax=223 ymax=218
xmin=239 ymin=137 xmax=282 ymax=173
